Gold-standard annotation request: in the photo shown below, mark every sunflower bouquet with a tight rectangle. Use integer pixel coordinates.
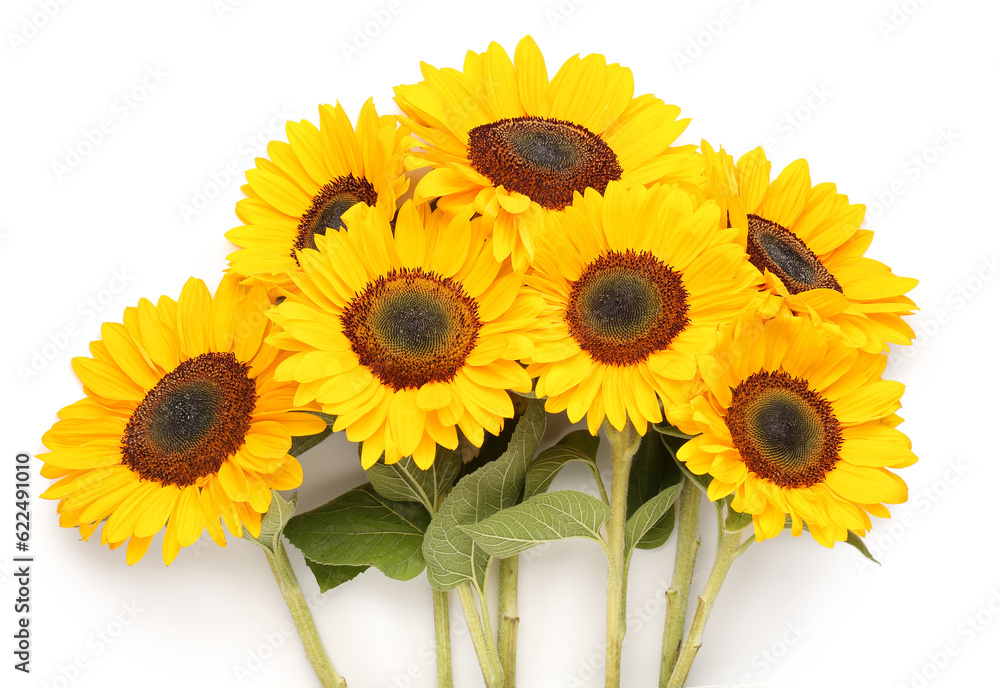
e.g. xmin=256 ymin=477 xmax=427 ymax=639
xmin=39 ymin=36 xmax=918 ymax=688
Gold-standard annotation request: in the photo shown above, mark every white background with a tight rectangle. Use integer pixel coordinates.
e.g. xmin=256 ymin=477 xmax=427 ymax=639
xmin=1 ymin=0 xmax=997 ymax=687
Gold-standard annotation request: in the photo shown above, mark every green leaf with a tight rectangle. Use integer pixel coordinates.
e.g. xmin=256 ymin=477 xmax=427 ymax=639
xmin=667 ymin=437 xmax=714 ymax=496
xmin=782 ymin=517 xmax=880 ymax=564
xmin=290 ymin=425 xmax=333 ymax=458
xmin=659 ymin=432 xmax=690 ymax=460
xmin=724 ymin=506 xmax=754 ymax=533
xmin=284 ymin=484 xmax=431 ymax=581
xmin=652 ymin=422 xmax=696 ymax=440
xmin=623 ymin=432 xmax=684 ymax=550
xmin=461 ymin=490 xmax=610 ymax=559
xmin=845 ymin=531 xmax=880 ymax=564
xmin=524 ymin=430 xmax=600 ymax=500
xmin=303 ymin=560 xmax=369 ymax=592
xmin=624 ymin=482 xmax=683 ymax=554
xmin=243 ymin=490 xmax=297 ymax=554
xmin=628 ymin=432 xmax=682 ymax=518
xmin=422 ymin=400 xmax=546 ymax=591
xmin=287 ymin=411 xmax=337 ymax=457
xmin=312 ymin=411 xmax=338 ymax=425
xmin=366 ymin=446 xmax=463 ymax=513
xmin=459 ymin=414 xmax=519 ymax=478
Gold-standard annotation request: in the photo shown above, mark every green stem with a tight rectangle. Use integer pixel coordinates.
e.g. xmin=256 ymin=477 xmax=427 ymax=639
xmin=479 ymin=577 xmax=501 ymax=674
xmin=666 ymin=529 xmax=749 ymax=688
xmin=658 ymin=480 xmax=702 ymax=686
xmin=433 ymin=589 xmax=453 ymax=688
xmin=262 ymin=539 xmax=346 ymax=688
xmin=457 ymin=583 xmax=504 ymax=688
xmin=588 ymin=463 xmax=611 ymax=505
xmin=603 ymin=421 xmax=641 ymax=688
xmin=497 ymin=557 xmax=520 ymax=688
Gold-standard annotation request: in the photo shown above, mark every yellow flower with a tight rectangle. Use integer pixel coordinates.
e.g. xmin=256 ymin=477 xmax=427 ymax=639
xmin=669 ymin=315 xmax=915 ymax=546
xmin=267 ymin=201 xmax=544 ymax=470
xmin=701 ymin=142 xmax=918 ymax=353
xmin=226 ymin=99 xmax=408 ymax=290
xmin=394 ymin=36 xmax=702 ymax=272
xmin=525 ymin=182 xmax=761 ymax=436
xmin=40 ymin=275 xmax=325 ymax=565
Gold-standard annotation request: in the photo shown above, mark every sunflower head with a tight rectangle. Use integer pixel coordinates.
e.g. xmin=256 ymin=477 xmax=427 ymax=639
xmin=700 ymin=142 xmax=918 ymax=353
xmin=39 ymin=275 xmax=326 ymax=565
xmin=266 ymin=200 xmax=544 ymax=470
xmin=668 ymin=315 xmax=915 ymax=546
xmin=394 ymin=36 xmax=701 ymax=271
xmin=525 ymin=181 xmax=762 ymax=436
xmin=225 ymin=99 xmax=409 ymax=290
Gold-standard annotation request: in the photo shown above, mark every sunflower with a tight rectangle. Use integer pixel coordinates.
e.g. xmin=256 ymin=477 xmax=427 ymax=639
xmin=266 ymin=200 xmax=544 ymax=470
xmin=226 ymin=99 xmax=408 ymax=290
xmin=525 ymin=182 xmax=761 ymax=436
xmin=668 ymin=315 xmax=915 ymax=546
xmin=39 ymin=275 xmax=326 ymax=565
xmin=701 ymin=141 xmax=918 ymax=353
xmin=394 ymin=36 xmax=703 ymax=272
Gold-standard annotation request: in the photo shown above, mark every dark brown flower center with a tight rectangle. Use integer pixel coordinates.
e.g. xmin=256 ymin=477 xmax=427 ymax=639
xmin=293 ymin=174 xmax=379 ymax=257
xmin=565 ymin=250 xmax=689 ymax=365
xmin=746 ymin=214 xmax=842 ymax=295
xmin=467 ymin=115 xmax=622 ymax=210
xmin=121 ymin=352 xmax=257 ymax=486
xmin=725 ymin=370 xmax=842 ymax=488
xmin=340 ymin=268 xmax=482 ymax=391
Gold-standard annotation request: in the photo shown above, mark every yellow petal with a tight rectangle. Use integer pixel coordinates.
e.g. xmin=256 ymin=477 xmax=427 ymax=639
xmin=515 ymin=36 xmax=550 ymax=116
xmin=71 ymin=357 xmax=145 ymax=402
xmin=125 ymin=535 xmax=154 ymax=565
xmin=217 ymin=459 xmax=249 ymax=502
xmin=833 ymin=380 xmax=904 ymax=424
xmin=759 ymin=159 xmax=810 ymax=227
xmin=177 ymin=278 xmax=213 ymax=357
xmin=137 ymin=298 xmax=179 ymax=372
xmin=245 ymin=420 xmax=293 ymax=458
xmin=824 ymin=463 xmax=907 ymax=504
xmin=174 ymin=486 xmax=205 ymax=548
xmin=99 ymin=322 xmax=160 ymax=390
xmin=233 ymin=283 xmax=270 ymax=363
xmin=133 ymin=485 xmax=182 ymax=538
xmin=388 ymin=390 xmax=426 ymax=458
